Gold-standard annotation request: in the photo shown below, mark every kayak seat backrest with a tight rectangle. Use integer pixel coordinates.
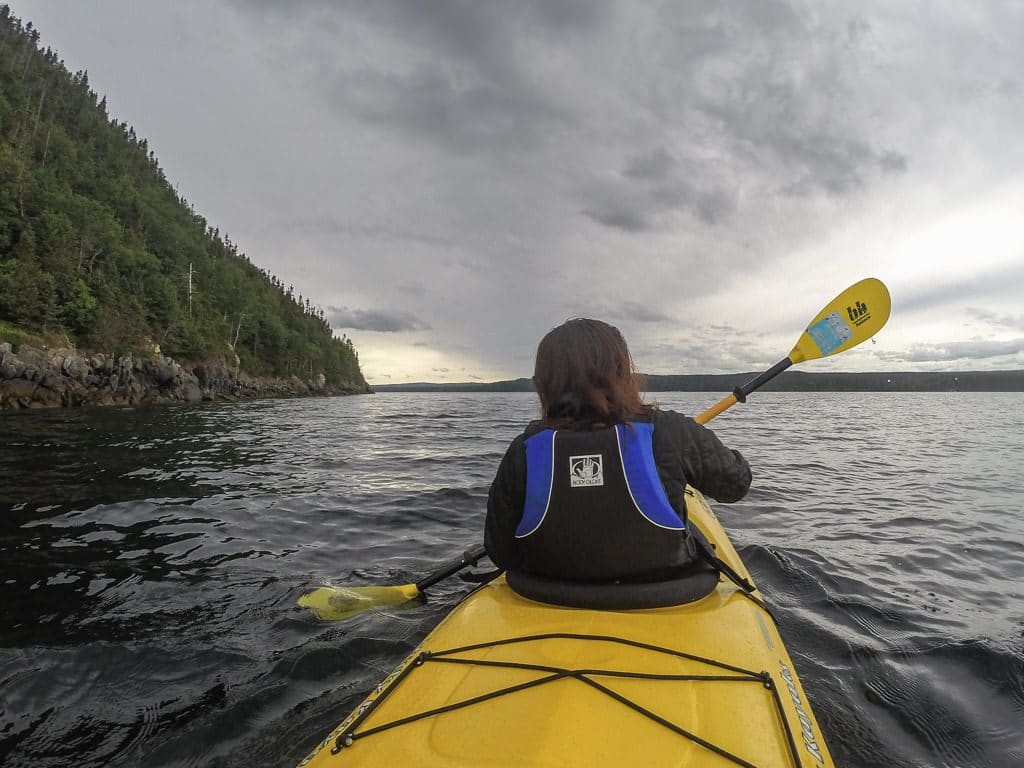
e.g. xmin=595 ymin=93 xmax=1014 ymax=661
xmin=506 ymin=559 xmax=719 ymax=610
xmin=506 ymin=520 xmax=722 ymax=610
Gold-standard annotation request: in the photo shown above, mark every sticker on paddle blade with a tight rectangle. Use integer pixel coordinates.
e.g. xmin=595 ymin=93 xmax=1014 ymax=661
xmin=807 ymin=312 xmax=853 ymax=355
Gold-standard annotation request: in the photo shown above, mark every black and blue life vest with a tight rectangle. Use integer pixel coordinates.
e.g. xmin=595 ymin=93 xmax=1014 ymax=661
xmin=515 ymin=421 xmax=695 ymax=582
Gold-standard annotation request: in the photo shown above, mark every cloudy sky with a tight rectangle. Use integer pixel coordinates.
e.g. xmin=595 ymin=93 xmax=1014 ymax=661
xmin=16 ymin=1 xmax=1024 ymax=382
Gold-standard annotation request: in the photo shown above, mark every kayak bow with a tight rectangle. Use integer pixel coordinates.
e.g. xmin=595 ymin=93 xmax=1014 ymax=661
xmin=298 ymin=488 xmax=834 ymax=768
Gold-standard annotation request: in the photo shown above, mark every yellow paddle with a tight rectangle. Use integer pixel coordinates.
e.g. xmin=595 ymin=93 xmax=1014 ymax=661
xmin=298 ymin=546 xmax=488 ymax=621
xmin=300 ymin=277 xmax=891 ymax=620
xmin=696 ymin=277 xmax=891 ymax=424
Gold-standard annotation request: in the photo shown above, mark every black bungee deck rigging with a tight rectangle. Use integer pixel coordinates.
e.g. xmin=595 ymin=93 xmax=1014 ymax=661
xmin=330 ymin=632 xmax=806 ymax=768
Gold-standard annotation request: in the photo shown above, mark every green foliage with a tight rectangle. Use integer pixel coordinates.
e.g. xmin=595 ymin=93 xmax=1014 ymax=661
xmin=56 ymin=273 xmax=97 ymax=333
xmin=0 ymin=317 xmax=44 ymax=346
xmin=0 ymin=253 xmax=56 ymax=327
xmin=0 ymin=6 xmax=366 ymax=388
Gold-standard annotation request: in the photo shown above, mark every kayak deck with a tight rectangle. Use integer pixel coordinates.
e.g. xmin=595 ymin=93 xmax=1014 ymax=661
xmin=299 ymin=489 xmax=833 ymax=767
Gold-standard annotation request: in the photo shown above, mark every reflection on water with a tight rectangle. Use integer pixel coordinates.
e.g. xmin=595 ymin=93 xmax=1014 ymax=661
xmin=1 ymin=392 xmax=1023 ymax=767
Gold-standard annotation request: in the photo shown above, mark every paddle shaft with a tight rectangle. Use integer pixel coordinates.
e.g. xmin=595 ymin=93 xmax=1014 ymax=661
xmin=695 ymin=357 xmax=793 ymax=425
xmin=416 ymin=544 xmax=489 ymax=592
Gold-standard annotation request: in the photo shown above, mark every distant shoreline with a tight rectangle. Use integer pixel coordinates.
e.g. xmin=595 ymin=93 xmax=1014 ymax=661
xmin=371 ymin=370 xmax=1024 ymax=393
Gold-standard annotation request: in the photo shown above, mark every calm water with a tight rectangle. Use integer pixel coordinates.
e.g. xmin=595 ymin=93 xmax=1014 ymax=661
xmin=1 ymin=392 xmax=1022 ymax=767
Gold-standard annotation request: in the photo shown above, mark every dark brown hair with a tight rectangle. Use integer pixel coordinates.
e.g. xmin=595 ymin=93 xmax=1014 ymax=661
xmin=533 ymin=318 xmax=648 ymax=427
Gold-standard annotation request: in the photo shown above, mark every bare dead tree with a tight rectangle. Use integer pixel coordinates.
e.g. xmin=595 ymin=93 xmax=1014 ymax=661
xmin=32 ymin=84 xmax=46 ymax=135
xmin=231 ymin=312 xmax=246 ymax=349
xmin=40 ymin=123 xmax=51 ymax=167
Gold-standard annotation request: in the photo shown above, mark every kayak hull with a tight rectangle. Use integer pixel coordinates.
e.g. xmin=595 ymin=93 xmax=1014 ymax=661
xmin=299 ymin=489 xmax=833 ymax=768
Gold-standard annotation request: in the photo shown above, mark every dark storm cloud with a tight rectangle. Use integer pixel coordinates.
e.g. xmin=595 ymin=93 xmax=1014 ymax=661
xmin=233 ymin=1 xmax=605 ymax=154
xmin=966 ymin=308 xmax=1024 ymax=331
xmin=337 ymin=68 xmax=570 ymax=154
xmin=879 ymin=152 xmax=908 ymax=174
xmin=285 ymin=216 xmax=455 ymax=249
xmin=687 ymin=78 xmax=907 ymax=204
xmin=774 ymin=137 xmax=903 ymax=197
xmin=623 ymin=148 xmax=676 ymax=183
xmin=617 ymin=301 xmax=674 ymax=324
xmin=237 ymin=0 xmax=906 ymax=228
xmin=580 ymin=202 xmax=651 ymax=232
xmin=563 ymin=300 xmax=674 ymax=324
xmin=579 ymin=163 xmax=738 ymax=232
xmin=357 ymin=0 xmax=608 ymax=60
xmin=327 ymin=307 xmax=431 ymax=333
xmin=573 ymin=7 xmax=906 ymax=233
xmin=878 ymin=339 xmax=1024 ymax=363
xmin=896 ymin=264 xmax=1024 ymax=314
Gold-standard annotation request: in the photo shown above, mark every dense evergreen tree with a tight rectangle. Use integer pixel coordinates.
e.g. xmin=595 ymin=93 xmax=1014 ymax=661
xmin=0 ymin=6 xmax=366 ymax=389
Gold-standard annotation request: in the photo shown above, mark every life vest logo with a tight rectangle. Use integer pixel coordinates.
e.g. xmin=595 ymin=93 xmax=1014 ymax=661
xmin=569 ymin=454 xmax=604 ymax=487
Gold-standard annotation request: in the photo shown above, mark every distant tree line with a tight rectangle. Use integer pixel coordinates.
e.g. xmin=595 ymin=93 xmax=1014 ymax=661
xmin=373 ymin=370 xmax=1024 ymax=393
xmin=0 ymin=6 xmax=366 ymax=388
xmin=639 ymin=370 xmax=1024 ymax=392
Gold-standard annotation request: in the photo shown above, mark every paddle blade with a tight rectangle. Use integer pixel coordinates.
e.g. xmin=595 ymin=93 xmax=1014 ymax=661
xmin=788 ymin=277 xmax=891 ymax=364
xmin=298 ymin=583 xmax=420 ymax=621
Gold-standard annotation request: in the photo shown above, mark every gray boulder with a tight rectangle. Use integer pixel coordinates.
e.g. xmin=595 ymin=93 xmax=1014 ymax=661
xmin=183 ymin=382 xmax=203 ymax=403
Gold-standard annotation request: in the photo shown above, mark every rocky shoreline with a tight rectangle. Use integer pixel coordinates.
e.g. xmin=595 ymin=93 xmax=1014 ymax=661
xmin=0 ymin=343 xmax=371 ymax=410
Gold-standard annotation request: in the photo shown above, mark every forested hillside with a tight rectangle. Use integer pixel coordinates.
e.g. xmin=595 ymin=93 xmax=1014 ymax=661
xmin=0 ymin=6 xmax=366 ymax=390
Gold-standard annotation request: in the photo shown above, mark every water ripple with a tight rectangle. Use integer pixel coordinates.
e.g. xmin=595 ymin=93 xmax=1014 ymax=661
xmin=2 ymin=391 xmax=1023 ymax=767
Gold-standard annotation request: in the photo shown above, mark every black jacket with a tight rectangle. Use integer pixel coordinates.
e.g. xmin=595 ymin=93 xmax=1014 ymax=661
xmin=484 ymin=408 xmax=752 ymax=578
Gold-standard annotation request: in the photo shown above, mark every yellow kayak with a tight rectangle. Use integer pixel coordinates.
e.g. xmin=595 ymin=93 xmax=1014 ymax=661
xmin=299 ymin=488 xmax=834 ymax=768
